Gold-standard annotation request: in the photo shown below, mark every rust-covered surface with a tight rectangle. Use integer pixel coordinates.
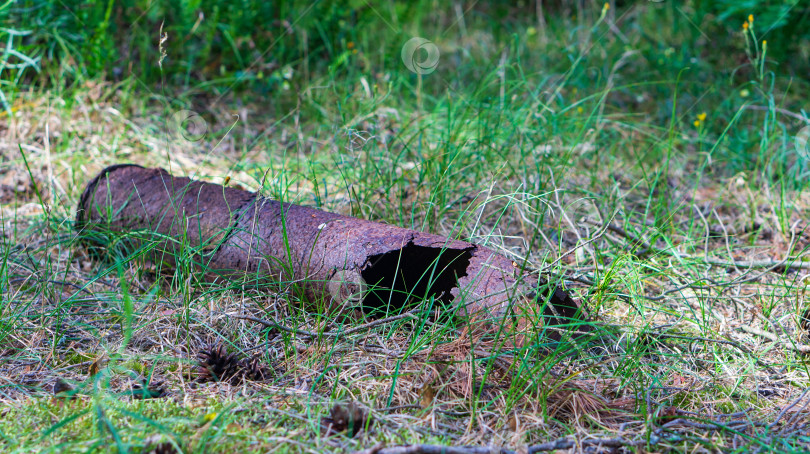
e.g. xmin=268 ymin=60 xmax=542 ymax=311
xmin=76 ymin=165 xmax=588 ymax=338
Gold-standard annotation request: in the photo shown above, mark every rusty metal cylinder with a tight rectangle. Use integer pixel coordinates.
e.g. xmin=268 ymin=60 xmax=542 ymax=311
xmin=75 ymin=165 xmax=585 ymax=333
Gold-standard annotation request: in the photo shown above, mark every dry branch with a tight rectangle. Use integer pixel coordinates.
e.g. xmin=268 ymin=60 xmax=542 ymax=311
xmin=75 ymin=165 xmax=590 ymax=341
xmin=353 ymin=437 xmax=643 ymax=454
xmin=230 ymin=310 xmax=418 ymax=338
xmin=739 ymin=325 xmax=810 ymax=354
xmin=704 ymin=258 xmax=810 ymax=271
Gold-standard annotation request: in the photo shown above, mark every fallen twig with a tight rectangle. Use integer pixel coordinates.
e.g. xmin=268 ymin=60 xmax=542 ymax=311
xmin=231 ymin=310 xmax=419 ymax=338
xmin=602 ymin=222 xmax=655 ymax=255
xmin=593 ymin=219 xmax=810 ymax=273
xmin=739 ymin=326 xmax=810 ymax=354
xmin=704 ymin=258 xmax=810 ymax=271
xmin=655 ymin=333 xmax=779 ymax=374
xmin=780 ymin=388 xmax=810 ymax=436
xmin=744 ymin=105 xmax=810 ymax=124
xmin=352 ymin=437 xmax=644 ymax=454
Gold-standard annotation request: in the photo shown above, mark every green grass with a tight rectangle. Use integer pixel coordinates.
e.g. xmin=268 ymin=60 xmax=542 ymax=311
xmin=2 ymin=0 xmax=810 ymax=453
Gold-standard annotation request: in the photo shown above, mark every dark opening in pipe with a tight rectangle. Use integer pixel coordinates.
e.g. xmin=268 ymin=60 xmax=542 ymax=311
xmin=360 ymin=245 xmax=473 ymax=310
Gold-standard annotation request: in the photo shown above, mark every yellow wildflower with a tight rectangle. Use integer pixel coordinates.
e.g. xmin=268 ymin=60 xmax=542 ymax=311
xmin=697 ymin=112 xmax=707 ymax=122
xmin=748 ymin=14 xmax=754 ymax=24
xmin=743 ymin=22 xmax=749 ymax=30
xmin=693 ymin=120 xmax=701 ymax=128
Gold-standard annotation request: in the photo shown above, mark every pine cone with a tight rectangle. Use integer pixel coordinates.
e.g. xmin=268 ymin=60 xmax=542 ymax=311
xmin=132 ymin=379 xmax=167 ymax=399
xmin=141 ymin=435 xmax=180 ymax=454
xmin=320 ymin=402 xmax=371 ymax=437
xmin=53 ymin=378 xmax=76 ymax=398
xmin=239 ymin=357 xmax=272 ymax=381
xmin=197 ymin=344 xmax=242 ymax=384
xmin=142 ymin=441 xmax=180 ymax=454
xmin=196 ymin=344 xmax=272 ymax=384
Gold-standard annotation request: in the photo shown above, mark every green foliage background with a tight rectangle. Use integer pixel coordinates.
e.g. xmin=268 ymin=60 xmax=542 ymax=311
xmin=2 ymin=1 xmax=810 ymax=185
xmin=3 ymin=0 xmax=808 ymax=94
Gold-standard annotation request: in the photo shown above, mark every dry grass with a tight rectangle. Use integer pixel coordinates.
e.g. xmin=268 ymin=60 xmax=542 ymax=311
xmin=2 ymin=79 xmax=810 ymax=453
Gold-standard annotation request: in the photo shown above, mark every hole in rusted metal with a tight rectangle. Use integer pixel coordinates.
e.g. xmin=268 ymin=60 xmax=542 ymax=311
xmin=360 ymin=244 xmax=473 ymax=311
